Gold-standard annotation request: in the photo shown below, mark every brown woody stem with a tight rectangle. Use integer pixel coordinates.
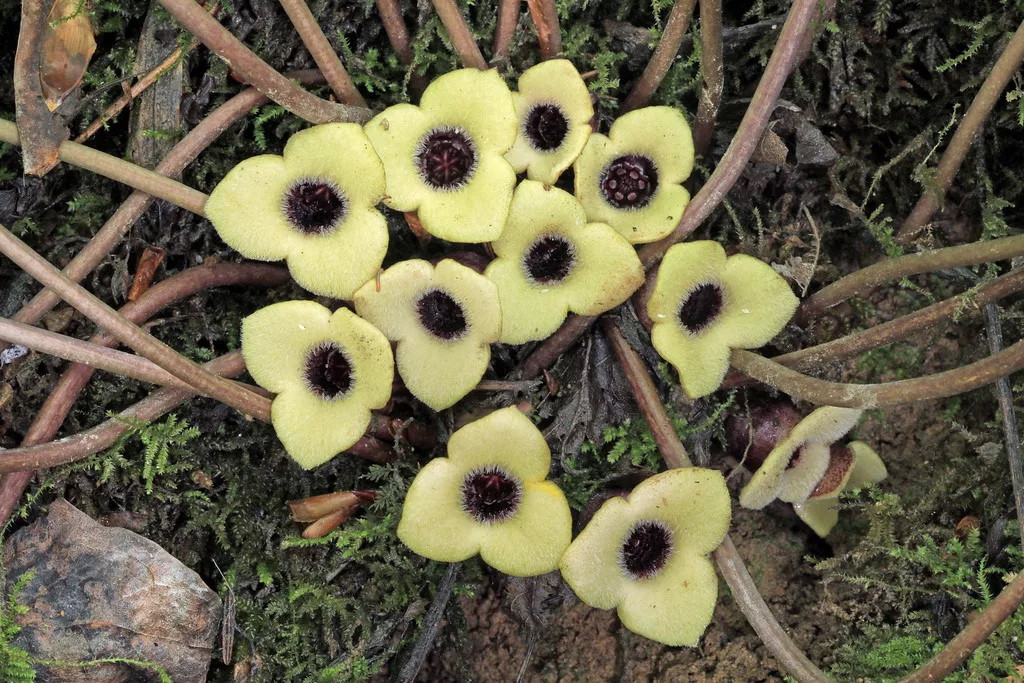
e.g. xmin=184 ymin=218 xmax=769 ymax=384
xmin=431 ymin=0 xmax=489 ymax=70
xmin=693 ymin=0 xmax=724 ymax=156
xmin=279 ymin=0 xmax=368 ymax=107
xmin=620 ymin=0 xmax=698 ymax=113
xmin=157 ymin=0 xmax=371 ymax=123
xmin=492 ymin=0 xmax=520 ymax=62
xmin=525 ymin=0 xmax=561 ymax=59
xmin=0 ymin=118 xmax=208 ymax=215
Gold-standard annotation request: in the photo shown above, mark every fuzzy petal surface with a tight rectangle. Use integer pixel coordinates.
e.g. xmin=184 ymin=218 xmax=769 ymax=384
xmin=789 ymin=407 xmax=863 ymax=445
xmin=485 ymin=258 xmax=571 ymax=344
xmin=283 ymin=123 xmax=386 ymax=206
xmin=627 ymin=468 xmax=731 ymax=557
xmin=650 ymin=321 xmax=731 ymax=399
xmin=353 ymin=259 xmax=435 ymax=341
xmin=479 ymin=481 xmax=572 ymax=576
xmin=446 ymin=406 xmax=551 ymax=481
xmin=241 ymin=300 xmax=331 ymax=394
xmin=716 ymin=255 xmax=799 ymax=348
xmin=364 ymin=103 xmax=431 ymax=211
xmin=776 ymin=442 xmax=831 ymax=504
xmin=607 ymin=107 xmax=694 ymax=183
xmin=270 ymin=389 xmax=374 ymax=469
xmin=206 ymin=155 xmax=297 ymax=261
xmin=325 ymin=308 xmax=395 ymax=409
xmin=846 ymin=441 xmax=888 ymax=489
xmin=618 ymin=553 xmax=718 ymax=647
xmin=415 ymin=152 xmax=517 ymax=242
xmin=285 ymin=207 xmax=389 ymax=299
xmin=559 ymin=495 xmax=634 ymax=610
xmin=397 ymin=457 xmax=484 ymax=561
xmin=647 ymin=241 xmax=727 ymax=320
xmin=419 ymin=68 xmax=517 ymax=152
xmin=793 ymin=498 xmax=840 ymax=538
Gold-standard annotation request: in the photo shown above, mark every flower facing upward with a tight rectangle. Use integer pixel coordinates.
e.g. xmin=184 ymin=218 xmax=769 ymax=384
xmin=484 ymin=181 xmax=644 ymax=343
xmin=559 ymin=468 xmax=730 ymax=646
xmin=206 ymin=124 xmax=387 ymax=300
xmin=241 ymin=301 xmax=394 ymax=469
xmin=793 ymin=441 xmax=888 ymax=537
xmin=353 ymin=259 xmax=500 ymax=410
xmin=574 ymin=106 xmax=694 ymax=243
xmin=738 ymin=406 xmax=864 ymax=510
xmin=364 ymin=69 xmax=518 ymax=243
xmin=397 ymin=407 xmax=572 ymax=576
xmin=648 ymin=241 xmax=799 ymax=399
xmin=504 ymin=60 xmax=594 ymax=185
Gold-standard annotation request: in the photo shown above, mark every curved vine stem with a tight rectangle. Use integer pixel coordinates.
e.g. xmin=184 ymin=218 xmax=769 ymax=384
xmin=431 ymin=0 xmax=489 ymax=70
xmin=620 ymin=0 xmax=698 ymax=114
xmin=492 ymin=0 xmax=520 ymax=63
xmin=0 ymin=119 xmax=209 ymax=215
xmin=602 ymin=319 xmax=829 ymax=682
xmin=374 ymin=0 xmax=428 ymax=95
xmin=895 ymin=19 xmax=1024 ymax=243
xmin=8 ymin=70 xmax=325 ymax=333
xmin=730 ymin=342 xmax=1024 ymax=408
xmin=157 ymin=0 xmax=372 ymax=123
xmin=525 ymin=0 xmax=561 ymax=59
xmin=693 ymin=0 xmax=723 ymax=156
xmin=279 ymin=0 xmax=368 ymax=107
xmin=0 ymin=224 xmax=270 ymax=420
xmin=796 ymin=234 xmax=1024 ymax=324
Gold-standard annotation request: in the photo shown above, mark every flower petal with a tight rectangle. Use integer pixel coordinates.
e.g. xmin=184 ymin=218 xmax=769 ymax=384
xmin=716 ymin=254 xmax=799 ymax=348
xmin=627 ymin=468 xmax=730 ymax=557
xmin=415 ymin=152 xmax=516 ymax=242
xmin=777 ymin=441 xmax=831 ymax=504
xmin=789 ymin=406 xmax=863 ymax=445
xmin=479 ymin=480 xmax=572 ymax=576
xmin=270 ymin=388 xmax=373 ymax=469
xmin=353 ymin=259 xmax=436 ymax=341
xmin=397 ymin=335 xmax=490 ymax=410
xmin=617 ymin=553 xmax=718 ymax=647
xmin=432 ymin=259 xmax=502 ymax=342
xmin=285 ymin=208 xmax=389 ymax=299
xmin=517 ymin=59 xmax=593 ymax=125
xmin=485 ymin=257 xmax=571 ymax=344
xmin=241 ymin=300 xmax=331 ymax=394
xmin=559 ymin=495 xmax=633 ymax=610
xmin=419 ymin=68 xmax=517 ymax=152
xmin=647 ymin=241 xmax=727 ymax=320
xmin=608 ymin=182 xmax=690 ymax=244
xmin=608 ymin=106 xmax=694 ymax=183
xmin=282 ymin=123 xmax=386 ymax=206
xmin=325 ymin=308 xmax=394 ymax=409
xmin=446 ymin=406 xmax=551 ymax=481
xmin=793 ymin=498 xmax=840 ymax=538
xmin=206 ymin=155 xmax=298 ymax=261
xmin=651 ymin=322 xmax=731 ymax=399
xmin=364 ymin=103 xmax=431 ymax=212
xmin=397 ymin=458 xmax=484 ymax=562
xmin=739 ymin=436 xmax=800 ymax=510
xmin=845 ymin=441 xmax=888 ymax=489
xmin=565 ymin=222 xmax=644 ymax=314
xmin=492 ymin=180 xmax=586 ymax=258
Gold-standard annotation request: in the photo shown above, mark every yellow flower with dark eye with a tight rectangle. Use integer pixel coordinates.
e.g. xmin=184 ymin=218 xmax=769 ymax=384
xmin=206 ymin=124 xmax=387 ymax=300
xmin=353 ymin=259 xmax=500 ymax=410
xmin=574 ymin=106 xmax=694 ymax=244
xmin=739 ymin=406 xmax=863 ymax=510
xmin=504 ymin=60 xmax=594 ymax=185
xmin=648 ymin=241 xmax=799 ymax=399
xmin=559 ymin=468 xmax=730 ymax=647
xmin=485 ymin=181 xmax=644 ymax=343
xmin=793 ymin=441 xmax=887 ymax=537
xmin=364 ymin=69 xmax=517 ymax=243
xmin=397 ymin=407 xmax=572 ymax=576
xmin=241 ymin=301 xmax=394 ymax=469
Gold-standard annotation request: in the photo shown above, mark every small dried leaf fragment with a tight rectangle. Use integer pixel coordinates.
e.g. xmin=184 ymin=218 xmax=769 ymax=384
xmin=40 ymin=0 xmax=96 ymax=111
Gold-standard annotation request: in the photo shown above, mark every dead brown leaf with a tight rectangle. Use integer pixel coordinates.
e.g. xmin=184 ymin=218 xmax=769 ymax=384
xmin=40 ymin=0 xmax=96 ymax=111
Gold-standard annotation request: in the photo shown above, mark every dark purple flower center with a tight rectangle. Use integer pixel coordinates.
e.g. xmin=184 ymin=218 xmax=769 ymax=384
xmin=678 ymin=283 xmax=724 ymax=334
xmin=725 ymin=398 xmax=803 ymax=469
xmin=461 ymin=466 xmax=522 ymax=523
xmin=303 ymin=342 xmax=353 ymax=400
xmin=599 ymin=154 xmax=658 ymax=209
xmin=416 ymin=289 xmax=468 ymax=340
xmin=621 ymin=520 xmax=673 ymax=580
xmin=416 ymin=128 xmax=477 ymax=190
xmin=283 ymin=179 xmax=347 ymax=235
xmin=524 ymin=235 xmax=576 ymax=284
xmin=524 ymin=103 xmax=570 ymax=152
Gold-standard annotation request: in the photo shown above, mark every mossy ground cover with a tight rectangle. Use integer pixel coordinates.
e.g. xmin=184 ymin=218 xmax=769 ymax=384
xmin=0 ymin=0 xmax=1023 ymax=679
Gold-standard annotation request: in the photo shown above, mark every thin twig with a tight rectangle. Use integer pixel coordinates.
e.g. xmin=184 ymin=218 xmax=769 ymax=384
xmin=730 ymin=343 xmax=1024 ymax=408
xmin=392 ymin=563 xmax=459 ymax=683
xmin=985 ymin=304 xmax=1024 ymax=527
xmin=602 ymin=319 xmax=828 ymax=682
xmin=0 ymin=224 xmax=270 ymax=420
xmin=620 ymin=0 xmax=698 ymax=113
xmin=525 ymin=0 xmax=561 ymax=59
xmin=374 ymin=0 xmax=428 ymax=95
xmin=900 ymin=570 xmax=1024 ymax=682
xmin=157 ymin=0 xmax=371 ymax=123
xmin=9 ymin=70 xmax=326 ymax=332
xmin=520 ymin=314 xmax=596 ymax=379
xmin=279 ymin=0 xmax=367 ymax=107
xmin=796 ymin=234 xmax=1024 ymax=324
xmin=692 ymin=0 xmax=723 ymax=156
xmin=431 ymin=0 xmax=489 ymax=70
xmin=492 ymin=0 xmax=520 ymax=63
xmin=896 ymin=20 xmax=1024 ymax=243
xmin=0 ymin=118 xmax=209 ymax=215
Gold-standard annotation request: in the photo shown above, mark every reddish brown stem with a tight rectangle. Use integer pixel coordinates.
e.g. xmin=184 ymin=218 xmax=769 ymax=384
xmin=520 ymin=314 xmax=596 ymax=379
xmin=9 ymin=70 xmax=325 ymax=333
xmin=693 ymin=0 xmax=723 ymax=156
xmin=13 ymin=0 xmax=67 ymax=176
xmin=374 ymin=0 xmax=428 ymax=95
xmin=368 ymin=414 xmax=437 ymax=449
xmin=525 ymin=0 xmax=561 ymax=59
xmin=900 ymin=570 xmax=1024 ymax=682
xmin=157 ymin=0 xmax=371 ymax=123
xmin=431 ymin=0 xmax=489 ymax=70
xmin=896 ymin=20 xmax=1024 ymax=243
xmin=620 ymin=0 xmax=698 ymax=113
xmin=492 ymin=0 xmax=520 ymax=63
xmin=279 ymin=0 xmax=368 ymax=107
